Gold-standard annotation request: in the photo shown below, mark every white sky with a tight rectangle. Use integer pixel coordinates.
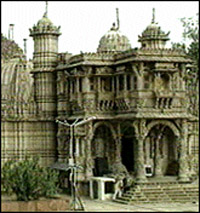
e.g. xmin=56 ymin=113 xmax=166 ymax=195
xmin=1 ymin=1 xmax=199 ymax=60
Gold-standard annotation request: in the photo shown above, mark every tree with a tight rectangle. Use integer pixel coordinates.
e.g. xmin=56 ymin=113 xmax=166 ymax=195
xmin=1 ymin=156 xmax=60 ymax=201
xmin=172 ymin=14 xmax=199 ymax=116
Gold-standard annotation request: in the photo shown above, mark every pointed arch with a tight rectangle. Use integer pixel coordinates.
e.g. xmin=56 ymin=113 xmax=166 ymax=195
xmin=92 ymin=121 xmax=117 ymax=141
xmin=145 ymin=120 xmax=180 ymax=138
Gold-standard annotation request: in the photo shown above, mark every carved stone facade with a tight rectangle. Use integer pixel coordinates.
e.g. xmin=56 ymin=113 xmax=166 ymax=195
xmin=1 ymin=5 xmax=198 ymax=186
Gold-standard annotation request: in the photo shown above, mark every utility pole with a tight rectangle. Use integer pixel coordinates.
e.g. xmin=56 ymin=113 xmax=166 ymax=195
xmin=56 ymin=116 xmax=97 ymax=211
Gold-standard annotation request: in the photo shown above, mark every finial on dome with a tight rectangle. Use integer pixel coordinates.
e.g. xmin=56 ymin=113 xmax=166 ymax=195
xmin=152 ymin=8 xmax=155 ymax=23
xmin=111 ymin=22 xmax=116 ymax=30
xmin=116 ymin=8 xmax=120 ymax=30
xmin=43 ymin=1 xmax=48 ymax=17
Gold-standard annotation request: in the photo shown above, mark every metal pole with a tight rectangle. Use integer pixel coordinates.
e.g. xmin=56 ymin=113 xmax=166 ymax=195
xmin=56 ymin=116 xmax=97 ymax=211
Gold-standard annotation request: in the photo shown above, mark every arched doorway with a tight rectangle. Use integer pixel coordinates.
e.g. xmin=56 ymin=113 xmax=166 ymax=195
xmin=91 ymin=125 xmax=115 ymax=176
xmin=145 ymin=124 xmax=178 ymax=177
xmin=121 ymin=126 xmax=136 ymax=175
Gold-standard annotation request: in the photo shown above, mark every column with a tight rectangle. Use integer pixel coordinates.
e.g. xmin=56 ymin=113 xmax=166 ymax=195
xmin=76 ymin=78 xmax=80 ymax=93
xmin=131 ymin=75 xmax=134 ymax=90
xmin=89 ymin=180 xmax=94 ymax=199
xmin=112 ymin=77 xmax=115 ymax=92
xmin=85 ymin=123 xmax=94 ymax=178
xmin=180 ymin=64 xmax=186 ymax=90
xmin=98 ymin=180 xmax=105 ymax=200
xmin=169 ymin=75 xmax=172 ymax=90
xmin=154 ymin=137 xmax=163 ymax=177
xmin=97 ymin=77 xmax=101 ymax=92
xmin=135 ymin=134 xmax=147 ymax=182
xmin=115 ymin=136 xmax=122 ymax=161
xmin=178 ymin=119 xmax=190 ymax=182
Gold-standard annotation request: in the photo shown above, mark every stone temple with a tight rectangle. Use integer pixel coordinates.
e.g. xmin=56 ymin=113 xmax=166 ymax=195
xmin=1 ymin=3 xmax=199 ymax=201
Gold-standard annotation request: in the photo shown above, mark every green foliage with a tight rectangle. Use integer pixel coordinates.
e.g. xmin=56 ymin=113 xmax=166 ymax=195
xmin=1 ymin=156 xmax=60 ymax=201
xmin=172 ymin=14 xmax=199 ymax=116
xmin=172 ymin=13 xmax=199 ymax=65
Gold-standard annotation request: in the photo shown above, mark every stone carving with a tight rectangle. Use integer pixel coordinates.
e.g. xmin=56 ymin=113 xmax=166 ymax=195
xmin=136 ymin=99 xmax=145 ymax=109
xmin=84 ymin=122 xmax=94 ymax=177
xmin=96 ymin=67 xmax=113 ymax=74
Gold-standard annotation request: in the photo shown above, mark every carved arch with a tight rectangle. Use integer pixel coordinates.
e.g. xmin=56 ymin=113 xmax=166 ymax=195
xmin=92 ymin=121 xmax=117 ymax=141
xmin=145 ymin=120 xmax=180 ymax=138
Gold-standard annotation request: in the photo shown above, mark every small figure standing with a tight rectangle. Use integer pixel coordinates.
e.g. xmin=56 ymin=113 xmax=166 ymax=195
xmin=113 ymin=176 xmax=124 ymax=200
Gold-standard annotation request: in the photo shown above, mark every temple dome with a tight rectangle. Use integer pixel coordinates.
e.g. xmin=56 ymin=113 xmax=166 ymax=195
xmin=97 ymin=23 xmax=132 ymax=53
xmin=1 ymin=56 xmax=34 ymax=102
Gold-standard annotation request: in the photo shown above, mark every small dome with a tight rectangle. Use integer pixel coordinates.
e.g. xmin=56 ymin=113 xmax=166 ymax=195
xmin=37 ymin=14 xmax=53 ymax=27
xmin=97 ymin=23 xmax=131 ymax=53
xmin=146 ymin=22 xmax=159 ymax=30
xmin=138 ymin=8 xmax=170 ymax=45
xmin=142 ymin=22 xmax=165 ymax=36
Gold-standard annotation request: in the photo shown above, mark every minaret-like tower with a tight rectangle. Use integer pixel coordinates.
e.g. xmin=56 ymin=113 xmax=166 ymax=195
xmin=29 ymin=1 xmax=61 ymax=116
xmin=138 ymin=8 xmax=170 ymax=49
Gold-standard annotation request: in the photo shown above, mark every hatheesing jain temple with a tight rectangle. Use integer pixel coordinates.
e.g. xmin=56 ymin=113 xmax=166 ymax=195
xmin=1 ymin=2 xmax=199 ymax=198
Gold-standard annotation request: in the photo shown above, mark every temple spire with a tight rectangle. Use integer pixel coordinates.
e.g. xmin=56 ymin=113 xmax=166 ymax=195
xmin=43 ymin=1 xmax=48 ymax=17
xmin=151 ymin=8 xmax=155 ymax=23
xmin=116 ymin=8 xmax=120 ymax=30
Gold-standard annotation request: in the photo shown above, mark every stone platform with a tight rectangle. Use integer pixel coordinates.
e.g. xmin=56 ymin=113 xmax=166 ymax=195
xmin=114 ymin=177 xmax=199 ymax=204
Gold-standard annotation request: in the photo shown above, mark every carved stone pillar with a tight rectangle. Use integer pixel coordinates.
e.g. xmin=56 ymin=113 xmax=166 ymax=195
xmin=85 ymin=123 xmax=94 ymax=178
xmin=76 ymin=78 xmax=80 ymax=93
xmin=114 ymin=136 xmax=122 ymax=162
xmin=112 ymin=77 xmax=115 ymax=92
xmin=131 ymin=75 xmax=135 ymax=90
xmin=57 ymin=125 xmax=69 ymax=163
xmin=135 ymin=134 xmax=147 ymax=182
xmin=154 ymin=138 xmax=163 ymax=177
xmin=178 ymin=119 xmax=190 ymax=182
xmin=98 ymin=77 xmax=101 ymax=92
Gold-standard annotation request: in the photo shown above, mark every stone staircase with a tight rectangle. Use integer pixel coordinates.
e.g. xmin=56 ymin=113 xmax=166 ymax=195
xmin=114 ymin=179 xmax=199 ymax=204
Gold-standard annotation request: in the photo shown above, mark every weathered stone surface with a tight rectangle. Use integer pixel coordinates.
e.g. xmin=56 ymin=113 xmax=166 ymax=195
xmin=1 ymin=199 xmax=69 ymax=212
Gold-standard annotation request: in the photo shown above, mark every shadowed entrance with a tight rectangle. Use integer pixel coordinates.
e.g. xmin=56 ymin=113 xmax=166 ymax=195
xmin=121 ymin=126 xmax=136 ymax=174
xmin=145 ymin=124 xmax=178 ymax=177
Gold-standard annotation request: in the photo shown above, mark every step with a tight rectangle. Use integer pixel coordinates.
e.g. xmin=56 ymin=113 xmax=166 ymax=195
xmin=130 ymin=200 xmax=195 ymax=204
xmin=161 ymin=190 xmax=185 ymax=194
xmin=114 ymin=183 xmax=199 ymax=205
xmin=122 ymin=194 xmax=133 ymax=198
xmin=113 ymin=198 xmax=129 ymax=204
xmin=118 ymin=196 xmax=132 ymax=201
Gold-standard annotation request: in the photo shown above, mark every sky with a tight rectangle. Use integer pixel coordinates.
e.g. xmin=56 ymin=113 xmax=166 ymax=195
xmin=1 ymin=1 xmax=199 ymax=60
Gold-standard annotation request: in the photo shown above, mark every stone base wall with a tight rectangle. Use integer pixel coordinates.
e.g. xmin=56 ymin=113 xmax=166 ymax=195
xmin=1 ymin=120 xmax=57 ymax=166
xmin=1 ymin=199 xmax=69 ymax=212
xmin=78 ymin=181 xmax=90 ymax=196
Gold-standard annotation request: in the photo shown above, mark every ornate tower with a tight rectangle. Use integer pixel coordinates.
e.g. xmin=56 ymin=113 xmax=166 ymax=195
xmin=29 ymin=1 xmax=61 ymax=117
xmin=138 ymin=8 xmax=170 ymax=49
